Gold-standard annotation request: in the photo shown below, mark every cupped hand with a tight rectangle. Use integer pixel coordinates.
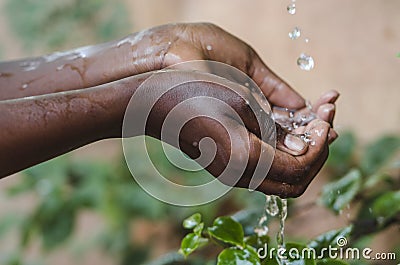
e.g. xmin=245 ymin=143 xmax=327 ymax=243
xmin=134 ymin=68 xmax=336 ymax=197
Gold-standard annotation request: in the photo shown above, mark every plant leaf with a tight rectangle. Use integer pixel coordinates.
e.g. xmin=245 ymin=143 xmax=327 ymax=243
xmin=208 ymin=216 xmax=244 ymax=247
xmin=193 ymin=223 xmax=204 ymax=236
xmin=217 ymin=246 xmax=260 ymax=265
xmin=327 ymin=131 xmax=356 ymax=174
xmin=179 ymin=233 xmax=208 ymax=258
xmin=360 ymin=136 xmax=400 ymax=175
xmin=308 ymin=226 xmax=353 ymax=256
xmin=371 ymin=190 xmax=400 ymax=225
xmin=183 ymin=213 xmax=202 ymax=229
xmin=284 ymin=242 xmax=316 ymax=265
xmin=320 ymin=169 xmax=362 ymax=213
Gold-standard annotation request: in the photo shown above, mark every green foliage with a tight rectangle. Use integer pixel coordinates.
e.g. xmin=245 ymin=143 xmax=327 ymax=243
xmin=208 ymin=217 xmax=245 ymax=247
xmin=183 ymin=213 xmax=202 ymax=229
xmin=371 ymin=191 xmax=400 ymax=225
xmin=180 ymin=213 xmax=354 ymax=265
xmin=360 ymin=136 xmax=400 ymax=175
xmin=180 ymin=233 xmax=208 ymax=258
xmin=5 ymin=0 xmax=131 ymax=52
xmin=326 ymin=132 xmax=356 ymax=174
xmin=320 ymin=169 xmax=362 ymax=213
xmin=217 ymin=246 xmax=260 ymax=265
xmin=308 ymin=226 xmax=353 ymax=255
xmin=180 ymin=134 xmax=400 ymax=264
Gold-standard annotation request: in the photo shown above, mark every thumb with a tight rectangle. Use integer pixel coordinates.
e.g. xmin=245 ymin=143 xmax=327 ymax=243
xmin=276 ymin=123 xmax=308 ymax=156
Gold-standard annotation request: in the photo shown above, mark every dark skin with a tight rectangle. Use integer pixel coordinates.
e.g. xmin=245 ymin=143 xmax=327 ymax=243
xmin=0 ymin=23 xmax=339 ymax=197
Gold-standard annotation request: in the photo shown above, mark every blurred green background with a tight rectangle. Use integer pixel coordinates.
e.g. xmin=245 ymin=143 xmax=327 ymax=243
xmin=0 ymin=0 xmax=399 ymax=265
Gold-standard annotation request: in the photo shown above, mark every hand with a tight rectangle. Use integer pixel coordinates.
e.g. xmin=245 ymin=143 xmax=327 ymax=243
xmin=131 ymin=23 xmax=338 ymax=197
xmin=134 ymin=69 xmax=337 ymax=198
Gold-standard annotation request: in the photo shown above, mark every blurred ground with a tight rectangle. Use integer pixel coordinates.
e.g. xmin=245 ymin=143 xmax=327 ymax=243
xmin=0 ymin=0 xmax=399 ymax=264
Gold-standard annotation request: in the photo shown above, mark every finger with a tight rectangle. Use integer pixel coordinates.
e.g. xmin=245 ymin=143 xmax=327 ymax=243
xmin=268 ymin=119 xmax=330 ymax=185
xmin=250 ymin=53 xmax=306 ymax=109
xmin=276 ymin=124 xmax=308 ymax=156
xmin=316 ymin=103 xmax=336 ymax=125
xmin=191 ymin=24 xmax=304 ymax=109
xmin=328 ymin=128 xmax=338 ymax=144
xmin=312 ymin=90 xmax=340 ymax=112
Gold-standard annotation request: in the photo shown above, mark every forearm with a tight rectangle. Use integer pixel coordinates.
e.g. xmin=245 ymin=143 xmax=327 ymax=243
xmin=0 ymin=73 xmax=150 ymax=178
xmin=0 ymin=26 xmax=171 ymax=101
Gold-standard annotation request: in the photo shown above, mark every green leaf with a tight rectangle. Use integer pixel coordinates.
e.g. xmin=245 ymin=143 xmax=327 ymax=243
xmin=360 ymin=136 xmax=400 ymax=175
xmin=371 ymin=191 xmax=400 ymax=225
xmin=363 ymin=173 xmax=392 ymax=189
xmin=217 ymin=246 xmax=260 ymax=265
xmin=244 ymin=234 xmax=270 ymax=249
xmin=284 ymin=242 xmax=316 ymax=265
xmin=320 ymin=169 xmax=362 ymax=213
xmin=193 ymin=223 xmax=204 ymax=236
xmin=397 ymin=52 xmax=400 ymax=58
xmin=208 ymin=216 xmax=244 ymax=247
xmin=308 ymin=226 xmax=352 ymax=256
xmin=179 ymin=233 xmax=208 ymax=258
xmin=327 ymin=131 xmax=356 ymax=173
xmin=183 ymin=213 xmax=202 ymax=229
xmin=40 ymin=206 xmax=75 ymax=249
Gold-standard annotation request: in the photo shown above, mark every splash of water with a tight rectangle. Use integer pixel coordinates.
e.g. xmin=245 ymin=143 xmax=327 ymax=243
xmin=297 ymin=53 xmax=315 ymax=71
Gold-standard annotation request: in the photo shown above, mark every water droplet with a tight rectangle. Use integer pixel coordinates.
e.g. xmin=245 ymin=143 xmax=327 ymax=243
xmin=168 ymin=41 xmax=172 ymax=45
xmin=192 ymin=141 xmax=198 ymax=147
xmin=305 ymin=38 xmax=310 ymax=43
xmin=244 ymin=82 xmax=249 ymax=87
xmin=287 ymin=3 xmax=296 ymax=15
xmin=22 ymin=84 xmax=28 ymax=89
xmin=314 ymin=129 xmax=324 ymax=137
xmin=288 ymin=27 xmax=301 ymax=40
xmin=297 ymin=53 xmax=314 ymax=71
xmin=305 ymin=100 xmax=313 ymax=110
xmin=206 ymin=45 xmax=213 ymax=51
xmin=56 ymin=65 xmax=65 ymax=71
xmin=265 ymin=195 xmax=279 ymax=216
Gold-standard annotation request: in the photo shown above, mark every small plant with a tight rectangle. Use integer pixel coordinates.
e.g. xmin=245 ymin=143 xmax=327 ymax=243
xmin=179 ymin=132 xmax=400 ymax=265
xmin=179 ymin=213 xmax=351 ymax=264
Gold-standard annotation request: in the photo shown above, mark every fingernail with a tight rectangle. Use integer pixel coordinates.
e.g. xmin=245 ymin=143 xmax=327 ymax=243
xmin=284 ymin=134 xmax=306 ymax=151
xmin=322 ymin=104 xmax=335 ymax=113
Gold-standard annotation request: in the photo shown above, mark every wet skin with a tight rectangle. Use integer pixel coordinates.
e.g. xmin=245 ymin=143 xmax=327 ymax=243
xmin=0 ymin=23 xmax=339 ymax=197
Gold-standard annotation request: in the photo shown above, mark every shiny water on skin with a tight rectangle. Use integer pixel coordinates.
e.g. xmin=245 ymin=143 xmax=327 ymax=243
xmin=288 ymin=27 xmax=301 ymax=40
xmin=297 ymin=53 xmax=315 ymax=71
xmin=20 ymin=60 xmax=40 ymax=71
xmin=273 ymin=106 xmax=317 ymax=133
